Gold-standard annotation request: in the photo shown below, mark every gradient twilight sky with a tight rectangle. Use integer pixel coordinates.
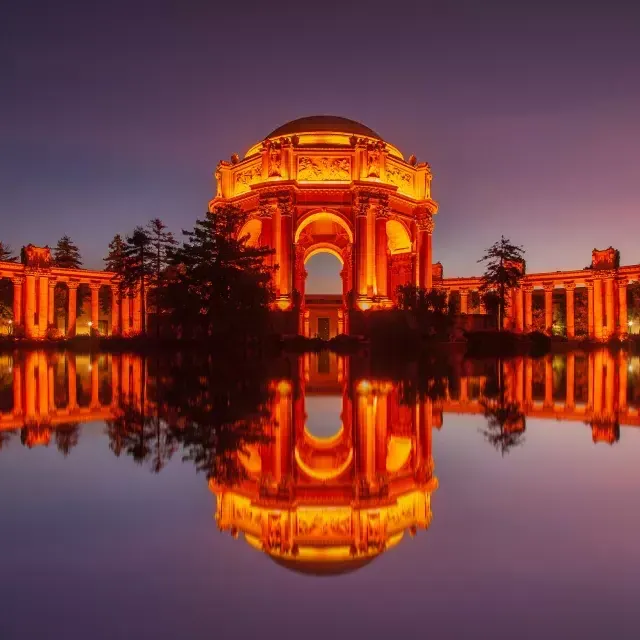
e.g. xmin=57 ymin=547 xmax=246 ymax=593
xmin=2 ymin=1 xmax=639 ymax=290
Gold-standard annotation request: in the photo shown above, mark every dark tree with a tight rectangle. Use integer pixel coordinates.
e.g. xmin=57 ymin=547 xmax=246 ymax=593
xmin=121 ymin=227 xmax=154 ymax=335
xmin=162 ymin=205 xmax=275 ymax=341
xmin=478 ymin=236 xmax=525 ymax=331
xmin=54 ymin=423 xmax=80 ymax=457
xmin=104 ymin=234 xmax=128 ymax=277
xmin=53 ymin=235 xmax=83 ymax=269
xmin=146 ymin=219 xmax=177 ymax=338
xmin=0 ymin=242 xmax=17 ymax=262
xmin=480 ymin=359 xmax=526 ymax=455
xmin=396 ymin=284 xmax=453 ymax=337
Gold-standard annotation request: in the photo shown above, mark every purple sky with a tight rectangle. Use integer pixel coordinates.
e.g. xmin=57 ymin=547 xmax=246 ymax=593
xmin=2 ymin=1 xmax=639 ymax=290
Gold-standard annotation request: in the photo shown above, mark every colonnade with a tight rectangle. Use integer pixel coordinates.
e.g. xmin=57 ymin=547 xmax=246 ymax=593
xmin=0 ymin=255 xmax=144 ymax=339
xmin=442 ymin=263 xmax=640 ymax=340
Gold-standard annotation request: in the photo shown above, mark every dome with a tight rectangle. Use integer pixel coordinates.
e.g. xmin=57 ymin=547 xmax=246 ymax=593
xmin=267 ymin=115 xmax=382 ymax=140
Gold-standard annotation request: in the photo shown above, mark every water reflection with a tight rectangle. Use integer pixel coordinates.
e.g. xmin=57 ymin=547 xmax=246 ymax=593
xmin=0 ymin=349 xmax=639 ymax=573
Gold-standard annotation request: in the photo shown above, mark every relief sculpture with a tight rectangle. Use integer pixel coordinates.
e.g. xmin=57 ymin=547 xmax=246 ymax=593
xmin=297 ymin=156 xmax=351 ymax=181
xmin=234 ymin=164 xmax=262 ymax=194
xmin=385 ymin=163 xmax=413 ymax=193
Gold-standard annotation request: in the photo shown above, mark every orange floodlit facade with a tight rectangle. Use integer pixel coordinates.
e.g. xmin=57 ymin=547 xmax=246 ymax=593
xmin=210 ymin=116 xmax=439 ymax=332
xmin=0 ymin=245 xmax=143 ymax=339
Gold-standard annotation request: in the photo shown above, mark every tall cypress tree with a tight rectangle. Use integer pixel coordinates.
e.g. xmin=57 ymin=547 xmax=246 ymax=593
xmin=122 ymin=227 xmax=153 ymax=335
xmin=146 ymin=219 xmax=177 ymax=337
xmin=53 ymin=235 xmax=83 ymax=269
xmin=478 ymin=236 xmax=525 ymax=331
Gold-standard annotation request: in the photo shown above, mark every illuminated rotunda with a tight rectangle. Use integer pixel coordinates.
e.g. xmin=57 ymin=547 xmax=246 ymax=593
xmin=210 ymin=115 xmax=438 ymax=336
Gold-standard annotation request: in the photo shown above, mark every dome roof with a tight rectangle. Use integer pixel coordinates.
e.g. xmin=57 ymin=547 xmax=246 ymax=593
xmin=267 ymin=115 xmax=382 ymax=140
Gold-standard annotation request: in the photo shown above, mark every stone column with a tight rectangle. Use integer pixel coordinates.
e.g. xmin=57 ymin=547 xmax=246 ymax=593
xmin=593 ymin=276 xmax=603 ymax=340
xmin=460 ymin=289 xmax=469 ymax=314
xmin=375 ymin=210 xmax=388 ymax=298
xmin=604 ymin=275 xmax=615 ymax=340
xmin=111 ymin=354 xmax=121 ymax=409
xmin=110 ymin=286 xmax=120 ymax=336
xmin=67 ymin=282 xmax=78 ymax=337
xmin=38 ymin=274 xmax=49 ymax=337
xmin=132 ymin=289 xmax=142 ymax=334
xmin=12 ymin=277 xmax=23 ymax=327
xmin=514 ymin=286 xmax=524 ymax=332
xmin=524 ymin=358 xmax=533 ymax=406
xmin=355 ymin=208 xmax=368 ymax=298
xmin=13 ymin=362 xmax=23 ymax=416
xmin=617 ymin=278 xmax=628 ymax=338
xmin=90 ymin=283 xmax=100 ymax=333
xmin=24 ymin=272 xmax=36 ymax=338
xmin=120 ymin=295 xmax=131 ymax=335
xmin=279 ymin=207 xmax=293 ymax=300
xmin=543 ymin=283 xmax=554 ymax=334
xmin=592 ymin=351 xmax=604 ymax=414
xmin=48 ymin=280 xmax=56 ymax=328
xmin=586 ymin=281 xmax=594 ymax=339
xmin=565 ymin=282 xmax=576 ymax=339
xmin=375 ymin=390 xmax=388 ymax=474
xmin=417 ymin=215 xmax=434 ymax=290
xmin=523 ymin=285 xmax=533 ymax=332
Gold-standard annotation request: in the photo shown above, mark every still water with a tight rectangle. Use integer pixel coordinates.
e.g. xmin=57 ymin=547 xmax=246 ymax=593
xmin=0 ymin=349 xmax=639 ymax=639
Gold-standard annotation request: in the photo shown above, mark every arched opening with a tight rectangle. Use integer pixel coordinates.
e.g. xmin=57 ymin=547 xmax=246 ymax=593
xmin=238 ymin=218 xmax=262 ymax=247
xmin=386 ymin=219 xmax=413 ymax=300
xmin=303 ymin=249 xmax=345 ymax=339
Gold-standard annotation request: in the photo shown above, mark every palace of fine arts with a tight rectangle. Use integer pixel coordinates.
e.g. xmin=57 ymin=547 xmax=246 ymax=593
xmin=2 ymin=3 xmax=640 ymax=638
xmin=1 ymin=116 xmax=639 ymax=345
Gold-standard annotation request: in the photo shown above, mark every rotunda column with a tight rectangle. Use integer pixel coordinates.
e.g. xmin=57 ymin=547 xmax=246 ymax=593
xmin=514 ymin=286 xmax=524 ymax=332
xmin=355 ymin=208 xmax=368 ymax=299
xmin=278 ymin=202 xmax=293 ymax=305
xmin=460 ymin=289 xmax=469 ymax=314
xmin=416 ymin=214 xmax=434 ymax=290
xmin=375 ymin=208 xmax=389 ymax=299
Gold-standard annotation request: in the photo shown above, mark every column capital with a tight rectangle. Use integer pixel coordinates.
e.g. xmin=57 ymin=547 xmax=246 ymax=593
xmin=416 ymin=215 xmax=434 ymax=233
xmin=585 ymin=280 xmax=594 ymax=290
xmin=522 ymin=283 xmax=534 ymax=293
xmin=543 ymin=282 xmax=555 ymax=292
xmin=564 ymin=282 xmax=576 ymax=291
xmin=616 ymin=277 xmax=629 ymax=287
xmin=459 ymin=288 xmax=469 ymax=296
xmin=48 ymin=278 xmax=57 ymax=289
xmin=88 ymin=282 xmax=101 ymax=291
xmin=11 ymin=276 xmax=24 ymax=286
xmin=375 ymin=204 xmax=390 ymax=219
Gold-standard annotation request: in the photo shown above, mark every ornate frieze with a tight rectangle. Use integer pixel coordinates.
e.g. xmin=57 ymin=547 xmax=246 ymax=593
xmin=234 ymin=163 xmax=262 ymax=195
xmin=21 ymin=245 xmax=52 ymax=271
xmin=385 ymin=162 xmax=413 ymax=193
xmin=298 ymin=156 xmax=351 ymax=181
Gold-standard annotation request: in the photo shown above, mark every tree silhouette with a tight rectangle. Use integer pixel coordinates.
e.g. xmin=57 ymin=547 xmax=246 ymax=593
xmin=121 ymin=227 xmax=154 ymax=335
xmin=478 ymin=236 xmax=525 ymax=331
xmin=54 ymin=423 xmax=81 ymax=457
xmin=0 ymin=242 xmax=17 ymax=262
xmin=480 ymin=358 xmax=526 ymax=455
xmin=53 ymin=235 xmax=83 ymax=269
xmin=146 ymin=219 xmax=177 ymax=338
xmin=162 ymin=205 xmax=275 ymax=341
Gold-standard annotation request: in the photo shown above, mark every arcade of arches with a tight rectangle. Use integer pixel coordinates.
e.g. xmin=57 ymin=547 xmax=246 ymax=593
xmin=2 ymin=116 xmax=640 ymax=340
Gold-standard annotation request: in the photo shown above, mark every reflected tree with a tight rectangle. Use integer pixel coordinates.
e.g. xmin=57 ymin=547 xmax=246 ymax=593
xmin=54 ymin=423 xmax=81 ymax=457
xmin=480 ymin=358 xmax=526 ymax=455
